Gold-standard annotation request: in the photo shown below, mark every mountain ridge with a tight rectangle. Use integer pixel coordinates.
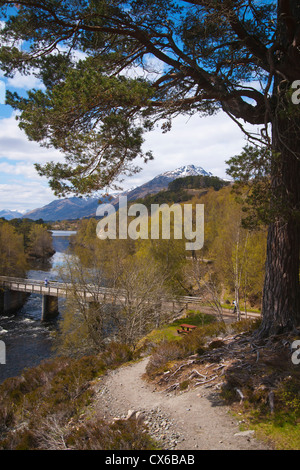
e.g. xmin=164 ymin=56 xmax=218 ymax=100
xmin=0 ymin=209 xmax=24 ymax=220
xmin=3 ymin=165 xmax=214 ymax=221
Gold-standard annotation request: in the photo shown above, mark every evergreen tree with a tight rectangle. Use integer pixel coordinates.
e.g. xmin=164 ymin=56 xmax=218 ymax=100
xmin=0 ymin=1 xmax=299 ymax=336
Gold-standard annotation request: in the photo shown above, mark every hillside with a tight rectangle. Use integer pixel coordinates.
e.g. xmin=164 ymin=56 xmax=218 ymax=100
xmin=21 ymin=165 xmax=216 ymax=221
xmin=0 ymin=210 xmax=23 ymax=220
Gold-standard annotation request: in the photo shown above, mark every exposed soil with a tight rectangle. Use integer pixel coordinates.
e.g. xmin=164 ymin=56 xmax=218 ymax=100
xmin=93 ymin=356 xmax=271 ymax=450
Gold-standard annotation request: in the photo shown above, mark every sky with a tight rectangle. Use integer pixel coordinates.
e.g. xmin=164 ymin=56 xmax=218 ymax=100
xmin=0 ymin=75 xmax=256 ymax=214
xmin=0 ymin=19 xmax=259 ymax=215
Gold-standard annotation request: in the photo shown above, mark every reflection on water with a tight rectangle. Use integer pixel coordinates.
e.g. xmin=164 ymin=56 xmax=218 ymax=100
xmin=0 ymin=231 xmax=75 ymax=383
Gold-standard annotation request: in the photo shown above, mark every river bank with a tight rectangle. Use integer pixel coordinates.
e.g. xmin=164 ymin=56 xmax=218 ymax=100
xmin=0 ymin=231 xmax=75 ymax=383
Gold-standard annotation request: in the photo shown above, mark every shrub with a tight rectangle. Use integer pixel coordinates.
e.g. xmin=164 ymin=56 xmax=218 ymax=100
xmin=145 ymin=319 xmax=229 ymax=378
xmin=146 ymin=340 xmax=184 ymax=378
xmin=68 ymin=419 xmax=157 ymax=450
xmin=0 ymin=342 xmax=136 ymax=450
xmin=101 ymin=342 xmax=133 ymax=367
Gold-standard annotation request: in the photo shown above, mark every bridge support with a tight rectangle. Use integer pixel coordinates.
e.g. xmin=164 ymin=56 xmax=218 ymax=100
xmin=0 ymin=289 xmax=29 ymax=315
xmin=41 ymin=294 xmax=59 ymax=321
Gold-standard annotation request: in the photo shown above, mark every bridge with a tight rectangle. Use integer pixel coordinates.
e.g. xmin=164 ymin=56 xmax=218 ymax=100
xmin=0 ymin=276 xmax=203 ymax=321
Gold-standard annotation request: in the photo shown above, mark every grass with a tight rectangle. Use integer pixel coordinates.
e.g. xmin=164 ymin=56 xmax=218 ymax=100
xmin=138 ymin=310 xmax=217 ymax=347
xmin=144 ymin=313 xmax=300 ymax=450
xmin=252 ymin=420 xmax=300 ymax=450
xmin=0 ymin=343 xmax=156 ymax=450
xmin=2 ymin=307 xmax=300 ymax=450
xmin=220 ymin=303 xmax=261 ymax=313
xmin=219 ymin=336 xmax=300 ymax=450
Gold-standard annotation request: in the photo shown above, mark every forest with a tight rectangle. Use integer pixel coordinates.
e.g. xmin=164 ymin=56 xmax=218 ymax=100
xmin=53 ymin=181 xmax=267 ymax=356
xmin=0 ymin=218 xmax=54 ymax=276
xmin=1 ymin=182 xmax=299 ymax=451
xmin=0 ymin=0 xmax=299 ymax=451
xmin=1 ymin=0 xmax=298 ymax=338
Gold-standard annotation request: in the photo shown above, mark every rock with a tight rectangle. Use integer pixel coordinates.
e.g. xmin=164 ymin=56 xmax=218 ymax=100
xmin=126 ymin=409 xmax=137 ymax=420
xmin=234 ymin=430 xmax=255 ymax=438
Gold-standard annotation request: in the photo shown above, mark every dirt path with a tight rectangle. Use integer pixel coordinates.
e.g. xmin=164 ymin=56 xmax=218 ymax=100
xmin=94 ymin=357 xmax=270 ymax=451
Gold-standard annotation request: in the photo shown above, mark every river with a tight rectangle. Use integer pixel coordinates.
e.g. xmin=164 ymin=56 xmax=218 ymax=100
xmin=0 ymin=230 xmax=76 ymax=384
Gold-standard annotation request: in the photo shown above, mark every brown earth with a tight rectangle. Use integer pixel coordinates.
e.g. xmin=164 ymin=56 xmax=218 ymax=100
xmin=93 ymin=356 xmax=271 ymax=451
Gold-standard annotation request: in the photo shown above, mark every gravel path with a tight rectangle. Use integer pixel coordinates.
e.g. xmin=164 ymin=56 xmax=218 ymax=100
xmin=94 ymin=357 xmax=270 ymax=451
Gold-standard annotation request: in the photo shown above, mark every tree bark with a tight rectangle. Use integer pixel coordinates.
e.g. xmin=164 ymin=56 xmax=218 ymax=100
xmin=260 ymin=218 xmax=300 ymax=335
xmin=259 ymin=74 xmax=300 ymax=336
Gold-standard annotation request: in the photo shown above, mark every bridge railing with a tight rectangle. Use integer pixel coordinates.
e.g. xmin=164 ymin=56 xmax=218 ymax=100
xmin=0 ymin=276 xmax=203 ymax=305
xmin=0 ymin=276 xmax=67 ymax=296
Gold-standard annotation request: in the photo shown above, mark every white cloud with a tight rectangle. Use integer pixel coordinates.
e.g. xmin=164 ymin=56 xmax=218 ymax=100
xmin=0 ymin=161 xmax=49 ymax=180
xmin=0 ymin=113 xmax=63 ymax=211
xmin=0 ymin=105 xmax=258 ymax=211
xmin=6 ymin=71 xmax=45 ymax=91
xmin=119 ymin=111 xmax=255 ymax=190
xmin=0 ymin=182 xmax=57 ymax=212
xmin=0 ymin=113 xmax=63 ymax=163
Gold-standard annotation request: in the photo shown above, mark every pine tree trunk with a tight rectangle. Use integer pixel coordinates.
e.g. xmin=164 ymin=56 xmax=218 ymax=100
xmin=257 ymin=0 xmax=300 ymax=337
xmin=260 ymin=219 xmax=300 ymax=336
xmin=259 ymin=91 xmax=300 ymax=337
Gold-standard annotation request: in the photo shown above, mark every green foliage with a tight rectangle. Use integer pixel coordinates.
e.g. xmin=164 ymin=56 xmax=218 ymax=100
xmin=135 ymin=175 xmax=228 ymax=209
xmin=0 ymin=345 xmax=145 ymax=450
xmin=168 ymin=175 xmax=228 ymax=192
xmin=1 ymin=217 xmax=50 ymax=249
xmin=135 ymin=188 xmax=191 ymax=209
xmin=27 ymin=224 xmax=54 ymax=259
xmin=145 ymin=317 xmax=227 ymax=378
xmin=226 ymin=145 xmax=276 ymax=228
xmin=198 ymin=186 xmax=267 ymax=307
xmin=0 ymin=0 xmax=278 ymax=195
xmin=0 ymin=222 xmax=28 ymax=276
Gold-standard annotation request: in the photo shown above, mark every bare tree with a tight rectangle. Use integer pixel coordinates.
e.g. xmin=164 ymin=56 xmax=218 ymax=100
xmin=56 ymin=250 xmax=171 ymax=354
xmin=112 ymin=256 xmax=172 ymax=347
xmin=187 ymin=259 xmax=225 ymax=324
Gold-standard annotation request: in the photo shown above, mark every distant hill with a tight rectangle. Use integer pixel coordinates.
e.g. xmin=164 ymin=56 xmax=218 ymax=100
xmin=121 ymin=165 xmax=211 ymax=200
xmin=0 ymin=209 xmax=23 ymax=220
xmin=23 ymin=197 xmax=100 ymax=222
xmin=21 ymin=165 xmax=216 ymax=221
xmin=135 ymin=174 xmax=229 ymax=208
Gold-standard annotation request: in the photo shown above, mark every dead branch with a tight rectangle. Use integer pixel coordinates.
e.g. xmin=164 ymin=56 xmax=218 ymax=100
xmin=165 ymin=383 xmax=180 ymax=392
xmin=268 ymin=390 xmax=275 ymax=414
xmin=235 ymin=388 xmax=245 ymax=403
xmin=188 ymin=369 xmax=207 ymax=380
xmin=195 ymin=375 xmax=218 ymax=386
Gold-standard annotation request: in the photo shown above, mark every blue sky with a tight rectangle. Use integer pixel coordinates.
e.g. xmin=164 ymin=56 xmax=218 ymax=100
xmin=0 ymin=71 xmax=254 ymax=214
xmin=0 ymin=13 xmax=258 ymax=215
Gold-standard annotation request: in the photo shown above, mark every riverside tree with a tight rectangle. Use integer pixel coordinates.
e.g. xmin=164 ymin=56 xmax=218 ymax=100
xmin=0 ymin=222 xmax=27 ymax=276
xmin=57 ymin=248 xmax=171 ymax=353
xmin=27 ymin=224 xmax=54 ymax=259
xmin=0 ymin=0 xmax=299 ymax=336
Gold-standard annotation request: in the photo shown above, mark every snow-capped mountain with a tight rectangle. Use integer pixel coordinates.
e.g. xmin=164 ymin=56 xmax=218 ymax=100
xmin=21 ymin=165 xmax=215 ymax=221
xmin=0 ymin=209 xmax=23 ymax=220
xmin=161 ymin=165 xmax=212 ymax=179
